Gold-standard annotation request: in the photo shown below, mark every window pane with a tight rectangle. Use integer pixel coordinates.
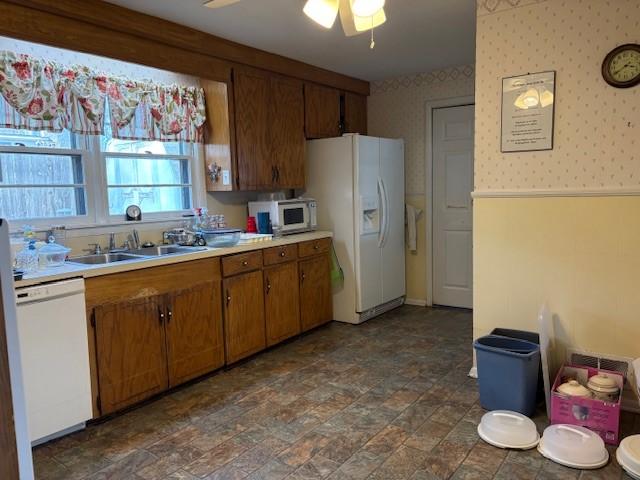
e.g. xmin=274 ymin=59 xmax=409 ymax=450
xmin=0 ymin=127 xmax=74 ymax=149
xmin=108 ymin=186 xmax=191 ymax=215
xmin=0 ymin=152 xmax=83 ymax=185
xmin=0 ymin=187 xmax=86 ymax=220
xmin=106 ymin=156 xmax=190 ymax=186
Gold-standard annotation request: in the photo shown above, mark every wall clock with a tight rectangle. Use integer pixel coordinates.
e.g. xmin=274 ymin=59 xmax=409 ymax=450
xmin=601 ymin=43 xmax=640 ymax=88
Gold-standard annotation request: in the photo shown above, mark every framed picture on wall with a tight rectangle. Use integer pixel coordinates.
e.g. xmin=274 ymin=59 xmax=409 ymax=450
xmin=501 ymin=71 xmax=556 ymax=152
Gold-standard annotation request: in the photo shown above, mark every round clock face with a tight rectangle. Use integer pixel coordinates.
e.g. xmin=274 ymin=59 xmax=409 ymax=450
xmin=126 ymin=204 xmax=141 ymax=220
xmin=602 ymin=44 xmax=640 ymax=88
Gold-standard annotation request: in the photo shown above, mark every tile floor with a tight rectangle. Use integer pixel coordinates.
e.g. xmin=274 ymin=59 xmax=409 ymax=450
xmin=34 ymin=306 xmax=639 ymax=479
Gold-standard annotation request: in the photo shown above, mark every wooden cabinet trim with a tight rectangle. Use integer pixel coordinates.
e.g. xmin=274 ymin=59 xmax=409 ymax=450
xmin=298 ymin=237 xmax=332 ymax=258
xmin=222 ymin=251 xmax=264 ymax=277
xmin=263 ymin=244 xmax=298 ymax=266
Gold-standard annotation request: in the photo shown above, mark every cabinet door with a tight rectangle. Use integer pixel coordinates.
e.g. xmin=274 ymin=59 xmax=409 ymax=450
xmin=165 ymin=281 xmax=224 ymax=387
xmin=223 ymin=271 xmax=266 ymax=363
xmin=299 ymin=255 xmax=333 ymax=331
xmin=270 ymin=76 xmax=305 ymax=188
xmin=344 ymin=92 xmax=368 ymax=135
xmin=234 ymin=68 xmax=271 ymax=190
xmin=94 ymin=297 xmax=167 ymax=415
xmin=304 ymin=84 xmax=341 ymax=138
xmin=264 ymin=262 xmax=301 ymax=346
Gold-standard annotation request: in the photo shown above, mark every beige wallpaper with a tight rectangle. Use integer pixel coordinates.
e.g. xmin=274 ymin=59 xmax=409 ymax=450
xmin=369 ymin=65 xmax=475 ymax=195
xmin=475 ymin=0 xmax=640 ymax=191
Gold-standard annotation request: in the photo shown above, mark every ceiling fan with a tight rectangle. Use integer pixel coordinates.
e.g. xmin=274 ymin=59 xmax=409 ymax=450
xmin=204 ymin=0 xmax=387 ymax=44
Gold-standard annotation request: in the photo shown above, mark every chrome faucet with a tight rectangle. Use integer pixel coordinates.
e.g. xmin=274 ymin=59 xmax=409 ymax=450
xmin=131 ymin=229 xmax=140 ymax=250
xmin=108 ymin=232 xmax=116 ymax=252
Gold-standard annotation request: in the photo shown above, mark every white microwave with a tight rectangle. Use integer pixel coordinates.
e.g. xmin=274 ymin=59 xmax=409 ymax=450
xmin=248 ymin=198 xmax=317 ymax=235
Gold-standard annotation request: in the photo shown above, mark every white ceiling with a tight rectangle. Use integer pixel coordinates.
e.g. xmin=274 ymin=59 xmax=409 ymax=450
xmin=105 ymin=0 xmax=476 ymax=81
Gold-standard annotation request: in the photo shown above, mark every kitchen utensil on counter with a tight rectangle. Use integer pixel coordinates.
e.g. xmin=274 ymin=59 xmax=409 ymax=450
xmin=477 ymin=410 xmax=540 ymax=450
xmin=587 ymin=374 xmax=620 ymax=402
xmin=617 ymin=435 xmax=640 ymax=479
xmin=165 ymin=228 xmax=202 ymax=246
xmin=246 ymin=216 xmax=257 ymax=233
xmin=38 ymin=237 xmax=71 ymax=268
xmin=239 ymin=233 xmax=273 ymax=243
xmin=199 ymin=228 xmax=242 ymax=247
xmin=557 ymin=380 xmax=592 ymax=398
xmin=256 ymin=211 xmax=272 ymax=234
xmin=15 ymin=241 xmax=38 ymax=273
xmin=538 ymin=424 xmax=609 ymax=469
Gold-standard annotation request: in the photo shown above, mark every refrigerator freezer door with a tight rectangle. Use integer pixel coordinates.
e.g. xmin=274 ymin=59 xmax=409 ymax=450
xmin=380 ymin=138 xmax=406 ymax=304
xmin=355 ymin=135 xmax=383 ymax=313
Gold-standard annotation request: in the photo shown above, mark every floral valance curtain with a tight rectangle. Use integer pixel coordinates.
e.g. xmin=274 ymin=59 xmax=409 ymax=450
xmin=0 ymin=51 xmax=207 ymax=143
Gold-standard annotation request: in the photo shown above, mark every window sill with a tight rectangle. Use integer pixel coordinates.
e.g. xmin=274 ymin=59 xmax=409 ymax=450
xmin=9 ymin=216 xmax=190 ymax=236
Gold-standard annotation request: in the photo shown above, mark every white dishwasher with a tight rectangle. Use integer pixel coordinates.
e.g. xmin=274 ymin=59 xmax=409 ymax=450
xmin=15 ymin=278 xmax=93 ymax=445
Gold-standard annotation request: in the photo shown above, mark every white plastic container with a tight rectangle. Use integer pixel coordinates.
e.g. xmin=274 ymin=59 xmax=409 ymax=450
xmin=587 ymin=374 xmax=620 ymax=402
xmin=617 ymin=435 xmax=640 ymax=479
xmin=477 ymin=410 xmax=539 ymax=450
xmin=538 ymin=424 xmax=609 ymax=469
xmin=38 ymin=238 xmax=71 ymax=268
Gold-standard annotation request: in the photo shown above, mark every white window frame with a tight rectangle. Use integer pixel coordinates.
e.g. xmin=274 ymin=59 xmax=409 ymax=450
xmin=1 ymin=135 xmax=206 ymax=232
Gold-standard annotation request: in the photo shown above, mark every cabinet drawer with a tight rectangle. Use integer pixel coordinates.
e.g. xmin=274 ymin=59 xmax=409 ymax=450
xmin=263 ymin=244 xmax=298 ymax=266
xmin=222 ymin=251 xmax=263 ymax=277
xmin=298 ymin=238 xmax=331 ymax=258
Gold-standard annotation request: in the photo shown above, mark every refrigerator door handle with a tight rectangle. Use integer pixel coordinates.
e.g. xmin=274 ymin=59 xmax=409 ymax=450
xmin=377 ymin=177 xmax=389 ymax=248
xmin=380 ymin=178 xmax=390 ymax=247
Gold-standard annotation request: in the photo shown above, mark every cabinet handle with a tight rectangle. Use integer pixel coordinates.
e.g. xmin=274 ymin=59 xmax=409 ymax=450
xmin=158 ymin=307 xmax=165 ymax=325
xmin=242 ymin=260 xmax=248 ymax=266
xmin=276 ymin=167 xmax=280 ymax=183
xmin=301 ymin=271 xmax=306 ymax=283
xmin=314 ymin=244 xmax=319 ymax=250
xmin=226 ymin=290 xmax=231 ymax=307
xmin=266 ymin=278 xmax=271 ymax=294
xmin=272 ymin=166 xmax=276 ymax=183
xmin=279 ymin=250 xmax=286 ymax=257
xmin=167 ymin=308 xmax=173 ymax=324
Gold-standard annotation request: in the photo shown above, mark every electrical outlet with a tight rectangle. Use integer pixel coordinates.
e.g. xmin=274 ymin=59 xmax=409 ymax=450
xmin=222 ymin=170 xmax=231 ymax=186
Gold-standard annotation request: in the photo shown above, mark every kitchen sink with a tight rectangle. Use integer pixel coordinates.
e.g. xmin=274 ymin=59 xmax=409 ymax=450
xmin=67 ymin=253 xmax=144 ymax=265
xmin=126 ymin=245 xmax=207 ymax=256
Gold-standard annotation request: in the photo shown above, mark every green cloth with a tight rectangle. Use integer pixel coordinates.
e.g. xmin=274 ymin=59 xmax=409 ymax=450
xmin=330 ymin=243 xmax=344 ymax=289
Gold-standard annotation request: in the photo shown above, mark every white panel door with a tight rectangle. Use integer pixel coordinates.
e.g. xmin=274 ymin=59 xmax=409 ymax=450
xmin=354 ymin=135 xmax=383 ymax=312
xmin=380 ymin=138 xmax=405 ymax=304
xmin=433 ymin=105 xmax=474 ymax=308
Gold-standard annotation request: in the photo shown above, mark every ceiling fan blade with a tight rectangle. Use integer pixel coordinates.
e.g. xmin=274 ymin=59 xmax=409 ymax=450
xmin=339 ymin=0 xmax=386 ymax=36
xmin=203 ymin=0 xmax=243 ymax=8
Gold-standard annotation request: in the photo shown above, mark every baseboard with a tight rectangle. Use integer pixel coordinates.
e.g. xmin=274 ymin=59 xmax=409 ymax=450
xmin=404 ymin=298 xmax=427 ymax=307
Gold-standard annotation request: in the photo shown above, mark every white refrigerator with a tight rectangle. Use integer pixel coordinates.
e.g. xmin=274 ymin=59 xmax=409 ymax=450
xmin=305 ymin=134 xmax=405 ymax=324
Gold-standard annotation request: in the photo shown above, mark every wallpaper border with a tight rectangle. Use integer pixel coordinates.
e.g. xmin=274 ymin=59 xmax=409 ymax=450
xmin=472 ymin=187 xmax=640 ymax=198
xmin=476 ymin=0 xmax=549 ymax=17
xmin=371 ymin=64 xmax=475 ymax=94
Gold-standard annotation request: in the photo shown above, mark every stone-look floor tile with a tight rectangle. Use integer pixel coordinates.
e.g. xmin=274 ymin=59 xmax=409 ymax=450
xmin=183 ymin=440 xmax=248 ymax=478
xmin=204 ymin=465 xmax=249 ymax=480
xmin=361 ymin=425 xmax=410 ymax=458
xmin=461 ymin=442 xmax=507 ymax=476
xmin=136 ymin=446 xmax=203 ymax=479
xmin=368 ymin=445 xmax=428 ymax=479
xmin=493 ymin=461 xmax=539 ymax=480
xmin=246 ymin=458 xmax=294 ymax=480
xmin=422 ymin=440 xmax=472 ymax=480
xmin=288 ymin=455 xmax=340 ymax=479
xmin=450 ymin=465 xmax=494 ymax=480
xmin=86 ymin=449 xmax=157 ymax=480
xmin=336 ymin=450 xmax=384 ymax=480
xmin=505 ymin=448 xmax=545 ymax=471
xmin=278 ymin=432 xmax=330 ymax=468
xmin=165 ymin=469 xmax=200 ymax=480
xmin=382 ymin=389 xmax=421 ymax=412
xmin=319 ymin=433 xmax=370 ymax=464
xmin=536 ymin=460 xmax=580 ymax=480
xmin=403 ymin=420 xmax=452 ymax=452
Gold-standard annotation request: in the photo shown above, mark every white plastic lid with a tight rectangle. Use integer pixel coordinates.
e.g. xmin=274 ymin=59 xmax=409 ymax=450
xmin=617 ymin=435 xmax=640 ymax=478
xmin=557 ymin=380 xmax=592 ymax=398
xmin=477 ymin=410 xmax=539 ymax=449
xmin=588 ymin=374 xmax=619 ymax=394
xmin=39 ymin=237 xmax=71 ymax=255
xmin=538 ymin=424 xmax=608 ymax=469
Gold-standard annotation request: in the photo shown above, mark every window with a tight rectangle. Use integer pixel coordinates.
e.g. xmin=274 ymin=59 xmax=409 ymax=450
xmin=0 ymin=105 xmax=200 ymax=227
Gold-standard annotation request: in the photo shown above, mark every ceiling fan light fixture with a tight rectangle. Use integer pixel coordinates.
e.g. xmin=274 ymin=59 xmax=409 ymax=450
xmin=350 ymin=0 xmax=385 ymax=17
xmin=353 ymin=7 xmax=386 ymax=32
xmin=303 ymin=0 xmax=339 ymax=29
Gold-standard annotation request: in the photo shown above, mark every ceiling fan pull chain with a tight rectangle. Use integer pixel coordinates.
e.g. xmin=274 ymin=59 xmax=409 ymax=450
xmin=370 ymin=17 xmax=375 ymax=49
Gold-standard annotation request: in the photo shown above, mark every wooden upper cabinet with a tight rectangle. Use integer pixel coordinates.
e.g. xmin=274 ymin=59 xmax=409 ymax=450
xmin=299 ymin=254 xmax=333 ymax=332
xmin=165 ymin=281 xmax=224 ymax=387
xmin=202 ymin=78 xmax=236 ymax=192
xmin=264 ymin=262 xmax=301 ymax=346
xmin=270 ymin=76 xmax=305 ymax=189
xmin=94 ymin=297 xmax=168 ymax=415
xmin=344 ymin=92 xmax=368 ymax=135
xmin=233 ymin=67 xmax=271 ymax=190
xmin=304 ymin=83 xmax=342 ymax=139
xmin=223 ymin=270 xmax=266 ymax=363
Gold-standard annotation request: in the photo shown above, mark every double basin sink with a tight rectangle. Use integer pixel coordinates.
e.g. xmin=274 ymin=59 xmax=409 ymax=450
xmin=67 ymin=245 xmax=207 ymax=265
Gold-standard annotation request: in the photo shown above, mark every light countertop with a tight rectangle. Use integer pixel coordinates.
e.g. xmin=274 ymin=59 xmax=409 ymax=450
xmin=15 ymin=231 xmax=332 ymax=289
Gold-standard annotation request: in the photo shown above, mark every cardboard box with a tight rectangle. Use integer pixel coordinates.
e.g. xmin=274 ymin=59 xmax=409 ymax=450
xmin=550 ymin=364 xmax=623 ymax=445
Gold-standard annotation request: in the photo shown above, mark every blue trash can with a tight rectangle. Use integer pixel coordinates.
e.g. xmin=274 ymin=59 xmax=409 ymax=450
xmin=474 ymin=335 xmax=540 ymax=416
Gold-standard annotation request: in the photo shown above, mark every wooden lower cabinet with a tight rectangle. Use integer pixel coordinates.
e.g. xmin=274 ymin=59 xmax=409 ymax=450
xmin=94 ymin=297 xmax=168 ymax=415
xmin=264 ymin=262 xmax=301 ymax=346
xmin=165 ymin=281 xmax=224 ymax=387
xmin=223 ymin=270 xmax=266 ymax=363
xmin=299 ymin=254 xmax=333 ymax=331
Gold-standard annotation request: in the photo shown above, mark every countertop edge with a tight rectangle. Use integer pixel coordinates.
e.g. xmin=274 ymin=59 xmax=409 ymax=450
xmin=15 ymin=231 xmax=333 ymax=289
